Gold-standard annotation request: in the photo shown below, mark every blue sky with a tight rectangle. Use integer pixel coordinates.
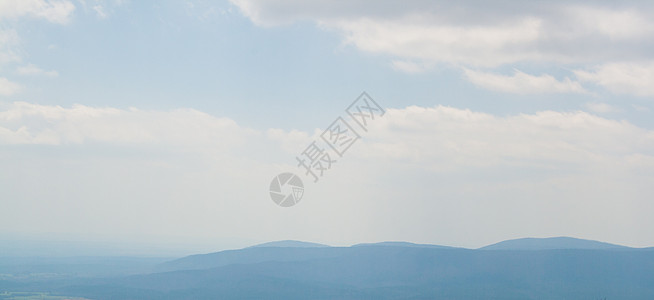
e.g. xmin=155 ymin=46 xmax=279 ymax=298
xmin=7 ymin=0 xmax=653 ymax=130
xmin=1 ymin=0 xmax=653 ymax=254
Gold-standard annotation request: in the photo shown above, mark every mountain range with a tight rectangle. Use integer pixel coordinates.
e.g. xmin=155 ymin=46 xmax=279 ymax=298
xmin=1 ymin=237 xmax=652 ymax=299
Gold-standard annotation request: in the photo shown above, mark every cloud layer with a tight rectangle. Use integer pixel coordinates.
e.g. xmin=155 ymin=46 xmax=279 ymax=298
xmin=230 ymin=0 xmax=654 ymax=96
xmin=0 ymin=0 xmax=75 ymax=24
xmin=2 ymin=102 xmax=653 ymax=247
xmin=0 ymin=102 xmax=255 ymax=147
xmin=17 ymin=64 xmax=59 ymax=77
xmin=463 ymin=69 xmax=587 ymax=94
xmin=231 ymin=0 xmax=654 ymax=65
xmin=0 ymin=0 xmax=73 ymax=98
xmin=0 ymin=78 xmax=21 ymax=96
xmin=575 ymin=62 xmax=654 ymax=97
xmin=4 ymin=101 xmax=651 ymax=165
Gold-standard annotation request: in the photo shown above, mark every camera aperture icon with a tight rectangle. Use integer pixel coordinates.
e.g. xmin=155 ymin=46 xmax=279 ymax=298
xmin=269 ymin=173 xmax=304 ymax=207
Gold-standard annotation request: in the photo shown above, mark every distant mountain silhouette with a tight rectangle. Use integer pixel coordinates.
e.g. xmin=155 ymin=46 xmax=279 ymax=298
xmin=480 ymin=237 xmax=631 ymax=250
xmin=158 ymin=237 xmax=634 ymax=272
xmin=249 ymin=240 xmax=329 ymax=248
xmin=157 ymin=241 xmax=451 ymax=272
xmin=61 ymin=245 xmax=654 ymax=300
xmin=353 ymin=241 xmax=455 ymax=249
xmin=155 ymin=246 xmax=345 ymax=272
xmin=5 ymin=237 xmax=653 ymax=299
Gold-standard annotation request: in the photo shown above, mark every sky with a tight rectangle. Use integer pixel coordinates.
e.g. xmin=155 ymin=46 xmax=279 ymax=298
xmin=1 ymin=0 xmax=653 ymax=255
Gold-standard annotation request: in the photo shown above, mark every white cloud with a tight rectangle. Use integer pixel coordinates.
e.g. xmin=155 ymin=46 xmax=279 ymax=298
xmin=16 ymin=64 xmax=59 ymax=77
xmin=574 ymin=62 xmax=654 ymax=97
xmin=463 ymin=69 xmax=587 ymax=94
xmin=585 ymin=102 xmax=620 ymax=114
xmin=2 ymin=102 xmax=654 ymax=248
xmin=632 ymin=104 xmax=651 ymax=112
xmin=390 ymin=60 xmax=431 ymax=74
xmin=266 ymin=127 xmax=311 ymax=154
xmin=0 ymin=29 xmax=21 ymax=65
xmin=334 ymin=17 xmax=543 ymax=67
xmin=0 ymin=2 xmax=73 ymax=78
xmin=0 ymin=0 xmax=75 ymax=24
xmin=567 ymin=6 xmax=654 ymax=40
xmin=2 ymin=101 xmax=651 ymax=167
xmin=0 ymin=78 xmax=21 ymax=96
xmin=92 ymin=4 xmax=107 ymax=19
xmin=229 ymin=1 xmax=654 ymax=98
xmin=76 ymin=0 xmax=129 ymax=19
xmin=352 ymin=106 xmax=654 ymax=171
xmin=0 ymin=102 xmax=256 ymax=146
xmin=230 ymin=0 xmax=654 ymax=67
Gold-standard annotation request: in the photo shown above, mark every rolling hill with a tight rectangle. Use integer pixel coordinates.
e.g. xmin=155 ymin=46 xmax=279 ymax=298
xmin=2 ymin=237 xmax=653 ymax=299
xmin=480 ymin=236 xmax=631 ymax=250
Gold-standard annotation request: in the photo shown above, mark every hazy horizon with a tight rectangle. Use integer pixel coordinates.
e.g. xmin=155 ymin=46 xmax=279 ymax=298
xmin=2 ymin=233 xmax=652 ymax=258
